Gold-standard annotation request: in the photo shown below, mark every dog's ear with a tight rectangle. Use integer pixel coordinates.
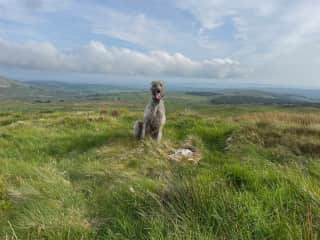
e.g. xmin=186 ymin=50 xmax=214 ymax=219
xmin=150 ymin=81 xmax=156 ymax=90
xmin=159 ymin=80 xmax=164 ymax=86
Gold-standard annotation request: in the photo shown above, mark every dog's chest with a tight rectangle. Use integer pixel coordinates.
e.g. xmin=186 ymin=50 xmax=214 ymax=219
xmin=144 ymin=102 xmax=165 ymax=125
xmin=150 ymin=105 xmax=162 ymax=121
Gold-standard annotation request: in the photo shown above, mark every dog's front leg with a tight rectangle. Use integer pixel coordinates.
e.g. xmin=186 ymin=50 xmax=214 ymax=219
xmin=134 ymin=120 xmax=146 ymax=140
xmin=156 ymin=125 xmax=163 ymax=142
xmin=141 ymin=121 xmax=146 ymax=140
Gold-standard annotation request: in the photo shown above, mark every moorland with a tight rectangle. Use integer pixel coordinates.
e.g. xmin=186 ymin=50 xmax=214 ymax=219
xmin=0 ymin=77 xmax=320 ymax=239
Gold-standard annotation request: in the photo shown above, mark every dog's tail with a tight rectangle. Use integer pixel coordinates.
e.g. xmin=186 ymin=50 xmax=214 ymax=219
xmin=134 ymin=120 xmax=145 ymax=140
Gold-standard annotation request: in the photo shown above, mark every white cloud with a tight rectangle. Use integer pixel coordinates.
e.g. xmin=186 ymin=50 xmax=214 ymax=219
xmin=174 ymin=0 xmax=320 ymax=86
xmin=86 ymin=7 xmax=167 ymax=45
xmin=77 ymin=5 xmax=193 ymax=52
xmin=174 ymin=0 xmax=320 ymax=58
xmin=0 ymin=39 xmax=246 ymax=79
xmin=20 ymin=0 xmax=71 ymax=12
xmin=0 ymin=0 xmax=72 ymax=23
xmin=251 ymin=2 xmax=320 ymax=86
xmin=175 ymin=0 xmax=279 ymax=31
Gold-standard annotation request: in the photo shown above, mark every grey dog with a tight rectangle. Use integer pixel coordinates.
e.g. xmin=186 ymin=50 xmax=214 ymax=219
xmin=134 ymin=81 xmax=166 ymax=142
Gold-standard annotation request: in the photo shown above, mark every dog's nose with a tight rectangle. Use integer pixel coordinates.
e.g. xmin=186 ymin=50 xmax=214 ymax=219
xmin=156 ymin=89 xmax=161 ymax=93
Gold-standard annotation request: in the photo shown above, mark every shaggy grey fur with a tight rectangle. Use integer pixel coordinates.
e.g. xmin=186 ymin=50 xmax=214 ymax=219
xmin=134 ymin=81 xmax=166 ymax=142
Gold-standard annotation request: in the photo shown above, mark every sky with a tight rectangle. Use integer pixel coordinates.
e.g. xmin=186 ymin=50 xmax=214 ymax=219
xmin=0 ymin=0 xmax=319 ymax=88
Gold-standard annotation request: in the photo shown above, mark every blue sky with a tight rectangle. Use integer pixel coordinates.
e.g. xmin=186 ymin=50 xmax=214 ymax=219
xmin=0 ymin=0 xmax=320 ymax=87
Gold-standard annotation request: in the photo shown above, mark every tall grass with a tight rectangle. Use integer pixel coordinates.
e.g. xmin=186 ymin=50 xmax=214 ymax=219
xmin=0 ymin=106 xmax=319 ymax=239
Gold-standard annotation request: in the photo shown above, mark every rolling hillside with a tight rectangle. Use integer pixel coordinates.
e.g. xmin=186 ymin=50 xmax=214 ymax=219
xmin=186 ymin=90 xmax=320 ymax=107
xmin=0 ymin=76 xmax=319 ymax=108
xmin=0 ymin=98 xmax=320 ymax=239
xmin=0 ymin=77 xmax=136 ymax=101
xmin=0 ymin=76 xmax=39 ymax=100
xmin=0 ymin=76 xmax=28 ymax=89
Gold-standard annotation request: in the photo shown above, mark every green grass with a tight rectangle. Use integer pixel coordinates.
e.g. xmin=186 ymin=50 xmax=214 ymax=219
xmin=0 ymin=96 xmax=320 ymax=239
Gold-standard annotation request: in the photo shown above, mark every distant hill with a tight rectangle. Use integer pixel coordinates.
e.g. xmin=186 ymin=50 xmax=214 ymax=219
xmin=0 ymin=76 xmax=28 ymax=88
xmin=26 ymin=81 xmax=134 ymax=96
xmin=0 ymin=75 xmax=319 ymax=106
xmin=186 ymin=90 xmax=320 ymax=107
xmin=0 ymin=76 xmax=136 ymax=101
xmin=0 ymin=76 xmax=44 ymax=100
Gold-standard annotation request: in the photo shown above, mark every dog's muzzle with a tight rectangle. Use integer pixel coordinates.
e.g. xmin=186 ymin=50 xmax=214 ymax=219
xmin=154 ymin=89 xmax=162 ymax=100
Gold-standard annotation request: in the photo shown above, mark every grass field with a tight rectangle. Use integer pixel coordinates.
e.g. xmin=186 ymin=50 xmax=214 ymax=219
xmin=0 ymin=94 xmax=320 ymax=239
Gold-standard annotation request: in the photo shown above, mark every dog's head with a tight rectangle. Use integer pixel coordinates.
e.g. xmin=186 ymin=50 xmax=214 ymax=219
xmin=150 ymin=80 xmax=165 ymax=102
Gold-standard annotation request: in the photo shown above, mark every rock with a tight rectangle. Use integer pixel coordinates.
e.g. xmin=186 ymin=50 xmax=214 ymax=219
xmin=168 ymin=148 xmax=201 ymax=164
xmin=173 ymin=149 xmax=193 ymax=157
